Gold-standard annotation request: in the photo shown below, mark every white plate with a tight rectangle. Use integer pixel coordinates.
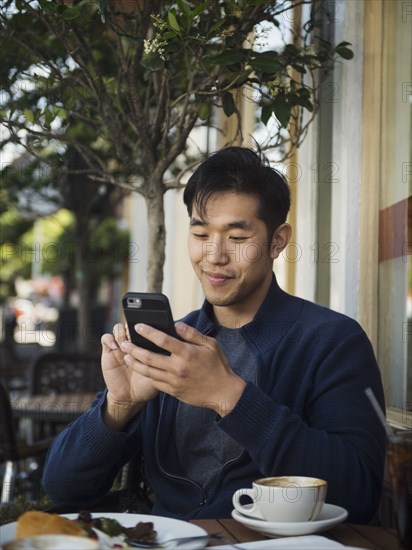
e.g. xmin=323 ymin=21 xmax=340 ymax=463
xmin=0 ymin=513 xmax=209 ymax=549
xmin=231 ymin=503 xmax=348 ymax=537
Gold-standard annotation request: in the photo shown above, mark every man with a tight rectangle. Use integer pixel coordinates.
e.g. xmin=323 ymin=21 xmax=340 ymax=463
xmin=43 ymin=147 xmax=385 ymax=523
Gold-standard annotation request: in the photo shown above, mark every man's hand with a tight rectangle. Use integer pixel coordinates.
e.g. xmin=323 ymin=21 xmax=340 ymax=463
xmin=100 ymin=323 xmax=159 ymax=430
xmin=120 ymin=322 xmax=246 ymax=417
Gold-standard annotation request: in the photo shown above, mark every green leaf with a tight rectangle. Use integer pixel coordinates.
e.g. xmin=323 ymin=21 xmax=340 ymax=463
xmin=297 ymin=87 xmax=311 ymax=98
xmin=23 ymin=109 xmax=34 ymax=124
xmin=167 ymin=11 xmax=180 ymax=33
xmin=176 ymin=0 xmax=191 ymax=18
xmin=225 ymin=32 xmax=244 ymax=49
xmin=209 ymin=50 xmax=245 ymax=66
xmin=43 ymin=107 xmax=54 ymax=127
xmin=209 ymin=19 xmax=226 ymax=33
xmin=293 ymin=95 xmax=313 ymax=112
xmin=273 ymin=99 xmax=291 ymax=128
xmin=233 ymin=69 xmax=252 ymax=87
xmin=191 ymin=2 xmax=208 ymax=17
xmin=141 ymin=54 xmax=165 ymax=72
xmin=222 ymin=92 xmax=236 ymax=117
xmin=335 ymin=42 xmax=354 ymax=60
xmin=162 ymin=31 xmax=177 ymax=39
xmin=250 ymin=52 xmax=282 ymax=75
xmin=39 ymin=1 xmax=58 ymax=15
xmin=52 ymin=106 xmax=67 ymax=120
xmin=335 ymin=45 xmax=354 ymax=60
xmin=261 ymin=105 xmax=273 ymax=126
xmin=198 ymin=102 xmax=211 ymax=120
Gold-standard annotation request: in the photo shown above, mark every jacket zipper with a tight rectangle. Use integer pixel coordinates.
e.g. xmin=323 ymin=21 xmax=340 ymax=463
xmin=154 ymin=324 xmax=256 ymax=511
xmin=155 ymin=393 xmax=207 ymax=509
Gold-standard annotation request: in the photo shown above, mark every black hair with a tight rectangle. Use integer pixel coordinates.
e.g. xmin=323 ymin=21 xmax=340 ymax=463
xmin=183 ymin=146 xmax=291 ymax=239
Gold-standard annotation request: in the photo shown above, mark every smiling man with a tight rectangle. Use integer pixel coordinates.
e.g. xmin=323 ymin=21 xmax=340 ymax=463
xmin=188 ymin=191 xmax=291 ymax=326
xmin=43 ymin=147 xmax=386 ymax=524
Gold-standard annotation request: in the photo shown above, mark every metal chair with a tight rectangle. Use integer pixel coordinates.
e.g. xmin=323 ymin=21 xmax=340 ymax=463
xmin=26 ymin=352 xmax=104 ymax=440
xmin=0 ymin=381 xmax=54 ymax=503
xmin=29 ymin=352 xmax=105 ymax=396
xmin=0 ymin=342 xmax=28 ymax=394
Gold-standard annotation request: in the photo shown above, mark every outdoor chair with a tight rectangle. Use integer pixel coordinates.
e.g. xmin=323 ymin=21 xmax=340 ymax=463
xmin=29 ymin=352 xmax=105 ymax=396
xmin=25 ymin=352 xmax=104 ymax=440
xmin=0 ymin=341 xmax=28 ymax=394
xmin=0 ymin=381 xmax=54 ymax=503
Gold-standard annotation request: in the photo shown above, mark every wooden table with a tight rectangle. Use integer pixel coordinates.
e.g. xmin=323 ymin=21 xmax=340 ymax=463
xmin=192 ymin=519 xmax=400 ymax=549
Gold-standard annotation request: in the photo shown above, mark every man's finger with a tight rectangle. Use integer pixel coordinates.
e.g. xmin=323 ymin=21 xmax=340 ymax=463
xmin=133 ymin=323 xmax=179 ymax=355
xmin=174 ymin=322 xmax=211 ymax=347
xmin=114 ymin=322 xmax=128 ymax=343
xmin=101 ymin=333 xmax=119 ymax=351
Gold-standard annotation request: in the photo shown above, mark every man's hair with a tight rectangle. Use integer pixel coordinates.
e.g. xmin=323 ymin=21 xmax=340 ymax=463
xmin=183 ymin=146 xmax=291 ymax=239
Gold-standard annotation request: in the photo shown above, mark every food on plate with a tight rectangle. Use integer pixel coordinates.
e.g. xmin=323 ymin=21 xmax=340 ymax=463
xmin=15 ymin=511 xmax=87 ymax=539
xmin=76 ymin=510 xmax=157 ymax=541
xmin=13 ymin=511 xmax=157 ymax=547
xmin=123 ymin=521 xmax=157 ymax=542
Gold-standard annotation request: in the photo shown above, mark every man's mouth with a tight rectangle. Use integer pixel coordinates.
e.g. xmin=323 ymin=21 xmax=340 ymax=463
xmin=203 ymin=271 xmax=233 ymax=285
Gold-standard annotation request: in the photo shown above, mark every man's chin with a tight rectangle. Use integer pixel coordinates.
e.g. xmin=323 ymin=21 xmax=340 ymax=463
xmin=199 ymin=275 xmax=238 ymax=305
xmin=202 ymin=290 xmax=235 ymax=307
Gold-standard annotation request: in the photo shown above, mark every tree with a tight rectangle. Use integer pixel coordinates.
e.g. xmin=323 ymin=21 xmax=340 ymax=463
xmin=0 ymin=0 xmax=353 ymax=294
xmin=1 ymin=143 xmax=129 ymax=351
xmin=0 ymin=200 xmax=130 ymax=352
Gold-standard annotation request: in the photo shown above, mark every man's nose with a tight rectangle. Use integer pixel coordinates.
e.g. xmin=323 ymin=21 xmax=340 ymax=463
xmin=202 ymin=241 xmax=238 ymax=263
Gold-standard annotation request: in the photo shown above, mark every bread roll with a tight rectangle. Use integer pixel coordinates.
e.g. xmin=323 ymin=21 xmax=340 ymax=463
xmin=16 ymin=511 xmax=86 ymax=539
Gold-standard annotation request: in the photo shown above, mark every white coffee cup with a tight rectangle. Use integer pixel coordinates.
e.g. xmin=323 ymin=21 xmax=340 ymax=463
xmin=232 ymin=476 xmax=328 ymax=523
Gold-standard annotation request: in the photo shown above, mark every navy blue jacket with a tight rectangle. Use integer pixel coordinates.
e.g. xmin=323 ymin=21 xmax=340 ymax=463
xmin=43 ymin=276 xmax=386 ymax=523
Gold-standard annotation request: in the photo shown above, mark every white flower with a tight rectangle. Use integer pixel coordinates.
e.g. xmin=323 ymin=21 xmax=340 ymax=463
xmin=143 ymin=36 xmax=167 ymax=60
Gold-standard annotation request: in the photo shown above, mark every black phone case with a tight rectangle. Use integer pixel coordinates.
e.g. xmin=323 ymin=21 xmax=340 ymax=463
xmin=122 ymin=292 xmax=176 ymax=355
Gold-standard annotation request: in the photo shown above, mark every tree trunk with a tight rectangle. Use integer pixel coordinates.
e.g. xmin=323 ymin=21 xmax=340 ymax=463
xmin=145 ymin=190 xmax=166 ymax=293
xmin=74 ymin=224 xmax=93 ymax=353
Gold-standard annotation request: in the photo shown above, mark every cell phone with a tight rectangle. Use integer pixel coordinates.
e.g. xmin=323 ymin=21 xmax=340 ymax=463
xmin=122 ymin=292 xmax=177 ymax=355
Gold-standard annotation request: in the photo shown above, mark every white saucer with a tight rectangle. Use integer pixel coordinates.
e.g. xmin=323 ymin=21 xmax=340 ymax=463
xmin=231 ymin=503 xmax=348 ymax=537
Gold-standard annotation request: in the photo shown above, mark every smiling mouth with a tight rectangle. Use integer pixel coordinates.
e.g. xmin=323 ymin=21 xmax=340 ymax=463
xmin=203 ymin=271 xmax=233 ymax=284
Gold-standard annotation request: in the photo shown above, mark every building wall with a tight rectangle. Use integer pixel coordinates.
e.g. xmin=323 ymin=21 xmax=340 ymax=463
xmin=294 ymin=0 xmax=411 ymax=415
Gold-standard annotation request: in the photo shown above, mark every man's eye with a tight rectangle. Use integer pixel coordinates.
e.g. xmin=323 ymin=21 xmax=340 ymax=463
xmin=192 ymin=233 xmax=208 ymax=239
xmin=230 ymin=235 xmax=248 ymax=241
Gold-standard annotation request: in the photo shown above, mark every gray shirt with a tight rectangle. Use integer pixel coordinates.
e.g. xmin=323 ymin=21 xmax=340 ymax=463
xmin=174 ymin=325 xmax=257 ymax=494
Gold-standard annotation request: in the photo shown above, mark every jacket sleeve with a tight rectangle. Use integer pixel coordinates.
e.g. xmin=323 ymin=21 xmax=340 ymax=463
xmin=42 ymin=391 xmax=142 ymax=506
xmin=217 ymin=321 xmax=386 ymax=524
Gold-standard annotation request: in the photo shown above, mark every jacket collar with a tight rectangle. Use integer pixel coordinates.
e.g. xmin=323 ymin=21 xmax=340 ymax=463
xmin=195 ymin=274 xmax=303 ymax=351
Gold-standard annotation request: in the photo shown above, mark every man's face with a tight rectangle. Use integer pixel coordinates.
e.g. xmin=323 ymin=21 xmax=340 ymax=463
xmin=188 ymin=191 xmax=278 ymax=325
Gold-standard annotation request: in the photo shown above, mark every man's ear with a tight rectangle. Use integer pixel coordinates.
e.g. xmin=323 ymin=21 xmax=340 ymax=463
xmin=270 ymin=223 xmax=292 ymax=259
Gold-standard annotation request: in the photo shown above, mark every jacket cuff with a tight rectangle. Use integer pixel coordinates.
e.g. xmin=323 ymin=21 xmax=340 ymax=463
xmin=81 ymin=391 xmax=141 ymax=460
